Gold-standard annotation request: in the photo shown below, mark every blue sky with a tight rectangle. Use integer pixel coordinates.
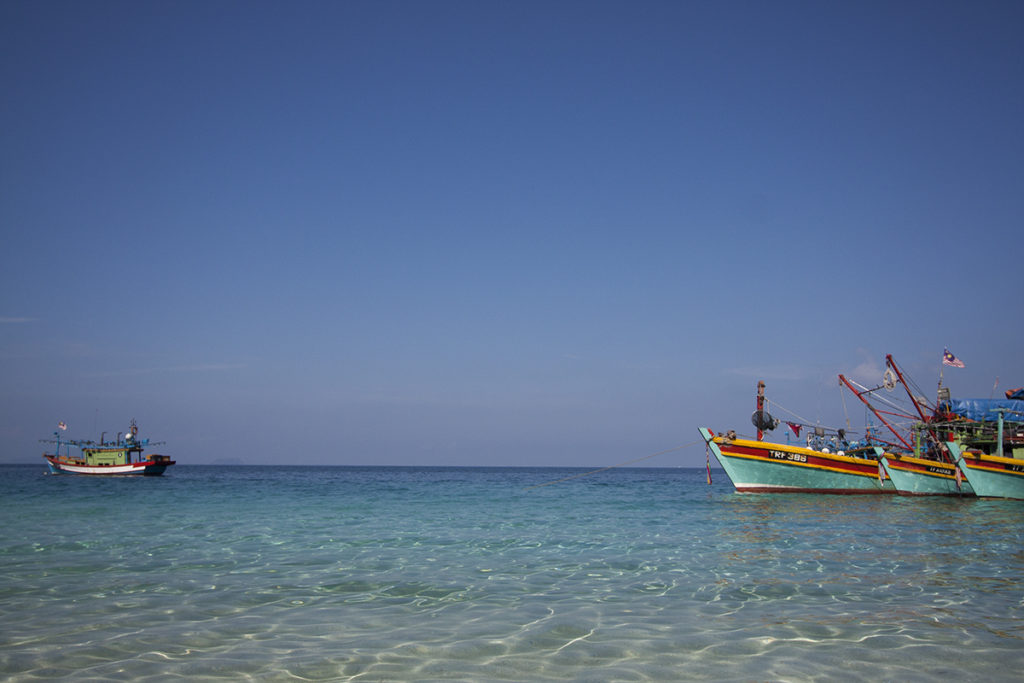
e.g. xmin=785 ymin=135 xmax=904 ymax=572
xmin=2 ymin=1 xmax=1022 ymax=466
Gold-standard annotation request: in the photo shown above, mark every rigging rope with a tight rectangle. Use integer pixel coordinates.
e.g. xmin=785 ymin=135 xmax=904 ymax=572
xmin=762 ymin=399 xmax=812 ymax=425
xmin=525 ymin=441 xmax=702 ymax=491
xmin=763 ymin=398 xmax=838 ymax=431
xmin=845 ymin=377 xmax=915 ymax=417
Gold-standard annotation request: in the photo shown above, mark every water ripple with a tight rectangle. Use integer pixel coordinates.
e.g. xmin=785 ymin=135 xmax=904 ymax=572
xmin=0 ymin=465 xmax=1021 ymax=680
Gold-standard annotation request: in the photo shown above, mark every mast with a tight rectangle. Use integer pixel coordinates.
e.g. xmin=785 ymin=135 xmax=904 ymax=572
xmin=997 ymin=409 xmax=1005 ymax=458
xmin=886 ymin=355 xmax=956 ymax=462
xmin=756 ymin=381 xmax=766 ymax=440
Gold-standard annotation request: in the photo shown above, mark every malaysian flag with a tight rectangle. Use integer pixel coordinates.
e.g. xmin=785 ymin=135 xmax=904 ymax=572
xmin=942 ymin=349 xmax=965 ymax=368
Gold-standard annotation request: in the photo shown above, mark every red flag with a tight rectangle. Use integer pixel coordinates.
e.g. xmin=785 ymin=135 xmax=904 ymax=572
xmin=787 ymin=422 xmax=801 ymax=437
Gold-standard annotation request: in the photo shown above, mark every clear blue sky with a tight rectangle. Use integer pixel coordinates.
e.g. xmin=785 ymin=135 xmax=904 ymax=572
xmin=2 ymin=1 xmax=1022 ymax=466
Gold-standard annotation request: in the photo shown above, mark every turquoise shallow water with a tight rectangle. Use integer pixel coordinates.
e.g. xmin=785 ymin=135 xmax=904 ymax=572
xmin=1 ymin=464 xmax=1022 ymax=681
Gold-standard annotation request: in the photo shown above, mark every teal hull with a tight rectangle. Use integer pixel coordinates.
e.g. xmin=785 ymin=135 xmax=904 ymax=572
xmin=720 ymin=455 xmax=887 ymax=493
xmin=947 ymin=441 xmax=1024 ymax=500
xmin=700 ymin=428 xmax=891 ymax=494
xmin=880 ymin=456 xmax=973 ymax=496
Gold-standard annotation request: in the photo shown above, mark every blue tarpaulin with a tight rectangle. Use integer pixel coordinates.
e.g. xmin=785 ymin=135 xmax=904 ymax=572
xmin=941 ymin=398 xmax=1024 ymax=422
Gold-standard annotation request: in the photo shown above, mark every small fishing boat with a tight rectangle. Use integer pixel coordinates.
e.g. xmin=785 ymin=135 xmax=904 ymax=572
xmin=879 ymin=450 xmax=968 ymax=496
xmin=948 ymin=442 xmax=1024 ymax=499
xmin=700 ymin=381 xmax=891 ymax=494
xmin=42 ymin=419 xmax=175 ymax=476
xmin=943 ymin=401 xmax=1024 ymax=499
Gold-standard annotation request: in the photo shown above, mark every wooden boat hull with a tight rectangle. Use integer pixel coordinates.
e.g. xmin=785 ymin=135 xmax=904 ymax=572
xmin=699 ymin=428 xmax=892 ymax=494
xmin=880 ymin=454 xmax=973 ymax=496
xmin=44 ymin=455 xmax=174 ymax=476
xmin=947 ymin=441 xmax=1024 ymax=500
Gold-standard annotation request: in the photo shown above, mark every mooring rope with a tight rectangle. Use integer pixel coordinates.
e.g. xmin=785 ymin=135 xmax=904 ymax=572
xmin=525 ymin=440 xmax=704 ymax=491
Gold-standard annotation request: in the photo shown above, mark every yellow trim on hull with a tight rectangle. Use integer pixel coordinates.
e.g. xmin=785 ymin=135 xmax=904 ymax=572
xmin=959 ymin=454 xmax=1024 ymax=476
xmin=883 ymin=454 xmax=958 ymax=479
xmin=714 ymin=437 xmax=879 ymax=478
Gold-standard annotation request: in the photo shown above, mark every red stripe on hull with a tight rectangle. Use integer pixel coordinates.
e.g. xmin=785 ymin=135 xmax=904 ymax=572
xmin=959 ymin=458 xmax=1024 ymax=476
xmin=720 ymin=444 xmax=878 ymax=477
xmin=886 ymin=462 xmax=956 ymax=478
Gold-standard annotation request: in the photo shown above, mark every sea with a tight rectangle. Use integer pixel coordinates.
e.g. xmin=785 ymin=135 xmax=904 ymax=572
xmin=1 ymin=464 xmax=1021 ymax=682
